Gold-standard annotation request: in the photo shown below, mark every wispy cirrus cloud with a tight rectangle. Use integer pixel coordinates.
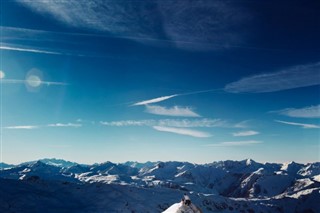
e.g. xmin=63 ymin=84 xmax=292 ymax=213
xmin=145 ymin=105 xmax=200 ymax=117
xmin=1 ymin=78 xmax=67 ymax=86
xmin=271 ymin=105 xmax=320 ymax=118
xmin=100 ymin=118 xmax=224 ymax=138
xmin=17 ymin=0 xmax=249 ymax=51
xmin=204 ymin=140 xmax=262 ymax=147
xmin=234 ymin=120 xmax=251 ymax=129
xmin=131 ymin=89 xmax=221 ymax=106
xmin=47 ymin=123 xmax=82 ymax=128
xmin=275 ymin=120 xmax=320 ymax=129
xmin=4 ymin=125 xmax=39 ymax=130
xmin=0 ymin=70 xmax=67 ymax=87
xmin=1 ymin=26 xmax=84 ymax=45
xmin=4 ymin=122 xmax=82 ymax=130
xmin=132 ymin=95 xmax=178 ymax=106
xmin=100 ymin=120 xmax=155 ymax=127
xmin=1 ymin=27 xmax=94 ymax=57
xmin=153 ymin=126 xmax=211 ymax=138
xmin=0 ymin=45 xmax=63 ymax=55
xmin=225 ymin=62 xmax=320 ymax=93
xmin=100 ymin=118 xmax=244 ymax=138
xmin=158 ymin=119 xmax=226 ymax=128
xmin=100 ymin=118 xmax=225 ymax=128
xmin=232 ymin=130 xmax=259 ymax=137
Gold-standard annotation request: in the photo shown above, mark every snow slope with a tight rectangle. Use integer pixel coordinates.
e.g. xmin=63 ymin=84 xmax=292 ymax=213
xmin=162 ymin=203 xmax=182 ymax=213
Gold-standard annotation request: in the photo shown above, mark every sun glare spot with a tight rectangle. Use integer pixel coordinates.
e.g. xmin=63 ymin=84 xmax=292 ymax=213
xmin=27 ymin=75 xmax=42 ymax=87
xmin=0 ymin=70 xmax=5 ymax=79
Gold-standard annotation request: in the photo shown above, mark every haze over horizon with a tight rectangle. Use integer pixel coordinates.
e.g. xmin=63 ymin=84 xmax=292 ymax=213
xmin=1 ymin=0 xmax=319 ymax=164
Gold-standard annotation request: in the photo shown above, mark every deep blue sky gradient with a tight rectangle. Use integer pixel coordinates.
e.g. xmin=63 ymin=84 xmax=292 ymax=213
xmin=1 ymin=0 xmax=319 ymax=164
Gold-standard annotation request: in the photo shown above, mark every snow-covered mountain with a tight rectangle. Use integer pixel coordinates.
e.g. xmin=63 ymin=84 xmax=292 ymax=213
xmin=0 ymin=162 xmax=13 ymax=169
xmin=19 ymin=158 xmax=79 ymax=168
xmin=0 ymin=159 xmax=319 ymax=212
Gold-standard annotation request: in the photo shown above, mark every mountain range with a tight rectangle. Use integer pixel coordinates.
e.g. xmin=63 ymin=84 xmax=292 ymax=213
xmin=0 ymin=158 xmax=319 ymax=212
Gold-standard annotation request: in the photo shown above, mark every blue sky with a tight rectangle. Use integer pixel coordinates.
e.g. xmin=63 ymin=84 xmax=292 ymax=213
xmin=0 ymin=0 xmax=319 ymax=164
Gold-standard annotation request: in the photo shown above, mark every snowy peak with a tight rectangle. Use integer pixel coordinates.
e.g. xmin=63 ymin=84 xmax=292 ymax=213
xmin=38 ymin=158 xmax=78 ymax=168
xmin=89 ymin=161 xmax=116 ymax=173
xmin=1 ymin=158 xmax=319 ymax=197
xmin=89 ymin=161 xmax=138 ymax=176
xmin=29 ymin=160 xmax=60 ymax=171
xmin=298 ymin=162 xmax=320 ymax=177
xmin=244 ymin=158 xmax=255 ymax=166
xmin=124 ymin=161 xmax=155 ymax=169
xmin=210 ymin=159 xmax=263 ymax=174
xmin=281 ymin=161 xmax=304 ymax=175
xmin=0 ymin=159 xmax=319 ymax=213
xmin=0 ymin=160 xmax=77 ymax=182
xmin=19 ymin=158 xmax=78 ymax=168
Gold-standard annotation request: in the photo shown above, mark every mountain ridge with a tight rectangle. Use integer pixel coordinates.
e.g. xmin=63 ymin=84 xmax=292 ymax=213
xmin=1 ymin=158 xmax=319 ymax=212
xmin=2 ymin=158 xmax=319 ymax=168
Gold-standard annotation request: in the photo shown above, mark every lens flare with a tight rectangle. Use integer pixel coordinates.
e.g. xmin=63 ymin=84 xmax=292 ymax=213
xmin=0 ymin=71 xmax=5 ymax=79
xmin=26 ymin=75 xmax=42 ymax=87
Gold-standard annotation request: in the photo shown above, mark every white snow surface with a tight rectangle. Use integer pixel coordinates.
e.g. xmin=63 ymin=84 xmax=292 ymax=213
xmin=162 ymin=203 xmax=182 ymax=213
xmin=0 ymin=158 xmax=319 ymax=212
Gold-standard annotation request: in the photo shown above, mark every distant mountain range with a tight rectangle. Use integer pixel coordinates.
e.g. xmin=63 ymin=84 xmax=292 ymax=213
xmin=0 ymin=162 xmax=14 ymax=169
xmin=0 ymin=158 xmax=319 ymax=212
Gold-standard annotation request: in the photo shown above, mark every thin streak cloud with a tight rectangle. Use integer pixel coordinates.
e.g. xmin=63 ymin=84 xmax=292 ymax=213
xmin=232 ymin=130 xmax=259 ymax=137
xmin=0 ymin=45 xmax=62 ymax=55
xmin=47 ymin=123 xmax=82 ymax=128
xmin=153 ymin=126 xmax=211 ymax=138
xmin=2 ymin=27 xmax=165 ymax=59
xmin=145 ymin=105 xmax=200 ymax=117
xmin=4 ymin=126 xmax=39 ymax=130
xmin=157 ymin=119 xmax=225 ymax=128
xmin=1 ymin=79 xmax=67 ymax=86
xmin=100 ymin=120 xmax=155 ymax=127
xmin=131 ymin=89 xmax=222 ymax=107
xmin=1 ymin=26 xmax=248 ymax=50
xmin=225 ymin=62 xmax=320 ymax=93
xmin=0 ymin=70 xmax=67 ymax=86
xmin=132 ymin=95 xmax=178 ymax=106
xmin=1 ymin=44 xmax=86 ymax=57
xmin=275 ymin=120 xmax=320 ymax=129
xmin=271 ymin=105 xmax=320 ymax=118
xmin=100 ymin=119 xmax=225 ymax=128
xmin=4 ymin=123 xmax=82 ymax=130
